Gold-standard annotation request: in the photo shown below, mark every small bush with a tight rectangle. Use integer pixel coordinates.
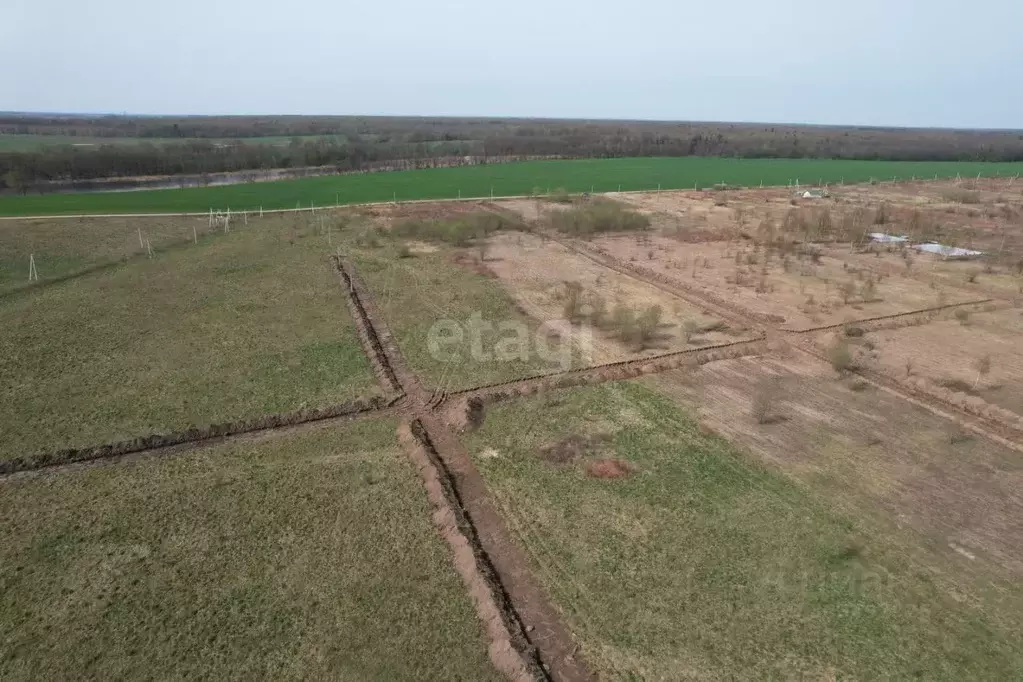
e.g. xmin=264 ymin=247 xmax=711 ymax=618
xmin=396 ymin=243 xmax=414 ymax=258
xmin=844 ymin=325 xmax=865 ymax=338
xmin=562 ymin=281 xmax=584 ymax=322
xmin=942 ymin=189 xmax=981 ymax=204
xmin=752 ymin=378 xmax=783 ymax=424
xmin=954 ymin=309 xmax=971 ymax=325
xmin=635 ymin=305 xmax=663 ymax=350
xmin=549 ymin=188 xmax=573 ymax=204
xmin=828 ymin=340 xmax=855 ymax=374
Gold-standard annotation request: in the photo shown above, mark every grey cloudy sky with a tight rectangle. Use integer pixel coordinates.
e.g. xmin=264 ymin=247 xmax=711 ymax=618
xmin=3 ymin=0 xmax=1021 ymax=128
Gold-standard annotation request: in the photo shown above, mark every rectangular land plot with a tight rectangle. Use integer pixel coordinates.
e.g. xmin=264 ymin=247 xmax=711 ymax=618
xmin=464 ymin=380 xmax=1022 ymax=679
xmin=0 ymin=213 xmax=376 ymax=461
xmin=349 ymin=239 xmax=581 ymax=390
xmin=484 ymin=232 xmax=755 ymax=364
xmin=0 ymin=421 xmax=500 ymax=681
xmin=590 ymin=234 xmax=978 ymax=329
xmin=845 ymin=308 xmax=1023 ymax=420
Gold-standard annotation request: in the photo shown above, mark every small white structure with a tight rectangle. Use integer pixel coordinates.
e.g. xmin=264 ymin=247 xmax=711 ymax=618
xmin=912 ymin=242 xmax=983 ymax=259
xmin=801 ymin=190 xmax=824 ymax=199
xmin=869 ymin=233 xmax=909 ymax=244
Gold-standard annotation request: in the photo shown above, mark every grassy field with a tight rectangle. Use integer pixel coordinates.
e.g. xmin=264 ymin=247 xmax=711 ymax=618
xmin=0 ymin=214 xmax=219 ymax=295
xmin=0 ymin=213 xmax=376 ymax=460
xmin=0 ymin=422 xmax=501 ymax=681
xmin=465 ymin=380 xmax=1022 ymax=679
xmin=2 ymin=157 xmax=1022 ymax=216
xmin=349 ymin=238 xmax=575 ymax=390
xmin=0 ymin=133 xmax=346 ymax=151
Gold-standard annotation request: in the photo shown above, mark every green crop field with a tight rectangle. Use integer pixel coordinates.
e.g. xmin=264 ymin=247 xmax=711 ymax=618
xmin=0 ymin=133 xmax=345 ymax=151
xmin=465 ymin=381 xmax=1023 ymax=679
xmin=0 ymin=422 xmax=501 ymax=681
xmin=2 ymin=157 xmax=1021 ymax=216
xmin=0 ymin=213 xmax=376 ymax=460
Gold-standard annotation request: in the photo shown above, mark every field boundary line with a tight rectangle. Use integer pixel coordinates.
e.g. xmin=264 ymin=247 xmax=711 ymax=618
xmin=334 ymin=255 xmax=597 ymax=681
xmin=791 ymin=338 xmax=1023 ymax=452
xmin=437 ymin=337 xmax=768 ymax=407
xmin=332 ymin=256 xmax=405 ymax=396
xmin=781 ymin=299 xmax=999 ymax=334
xmin=0 ymin=396 xmax=403 ymax=477
xmin=399 ymin=420 xmax=548 ymax=682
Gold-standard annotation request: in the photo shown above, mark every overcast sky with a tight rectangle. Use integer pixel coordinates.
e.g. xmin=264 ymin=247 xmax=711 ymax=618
xmin=3 ymin=0 xmax=1021 ymax=128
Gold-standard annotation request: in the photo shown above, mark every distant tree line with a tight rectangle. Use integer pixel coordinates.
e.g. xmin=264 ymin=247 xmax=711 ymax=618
xmin=3 ymin=115 xmax=1023 ymax=193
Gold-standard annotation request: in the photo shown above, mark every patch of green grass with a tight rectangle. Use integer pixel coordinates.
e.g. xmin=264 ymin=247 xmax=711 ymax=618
xmin=0 ymin=422 xmax=501 ymax=681
xmin=464 ymin=381 xmax=1022 ymax=679
xmin=0 ymin=213 xmax=376 ymax=460
xmin=2 ymin=157 xmax=1022 ymax=215
xmin=0 ymin=214 xmax=216 ymax=295
xmin=350 ymin=244 xmax=575 ymax=390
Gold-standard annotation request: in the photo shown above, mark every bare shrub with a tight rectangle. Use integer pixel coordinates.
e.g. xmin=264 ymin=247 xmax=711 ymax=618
xmin=974 ymin=354 xmax=991 ymax=389
xmin=839 ymin=280 xmax=856 ymax=305
xmin=752 ymin=378 xmax=783 ymax=424
xmin=954 ymin=309 xmax=971 ymax=325
xmin=828 ymin=339 xmax=855 ymax=374
xmin=562 ymin=281 xmax=584 ymax=322
xmin=635 ymin=305 xmax=664 ymax=350
xmin=682 ymin=319 xmax=700 ymax=343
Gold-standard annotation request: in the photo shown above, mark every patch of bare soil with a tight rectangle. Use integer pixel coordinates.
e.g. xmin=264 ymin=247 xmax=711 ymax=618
xmin=589 ymin=234 xmax=977 ymax=330
xmin=361 ymin=200 xmax=492 ymax=225
xmin=846 ymin=308 xmax=1023 ymax=421
xmin=484 ymin=232 xmax=752 ymax=364
xmin=440 ymin=397 xmax=486 ymax=433
xmin=584 ymin=458 xmax=636 ymax=479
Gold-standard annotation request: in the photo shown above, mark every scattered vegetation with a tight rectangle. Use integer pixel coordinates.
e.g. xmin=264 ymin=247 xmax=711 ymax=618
xmin=548 ymin=199 xmax=651 ymax=237
xmin=391 ymin=212 xmax=522 ymax=247
xmin=828 ymin=339 xmax=855 ymax=374
xmin=942 ymin=189 xmax=982 ymax=204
